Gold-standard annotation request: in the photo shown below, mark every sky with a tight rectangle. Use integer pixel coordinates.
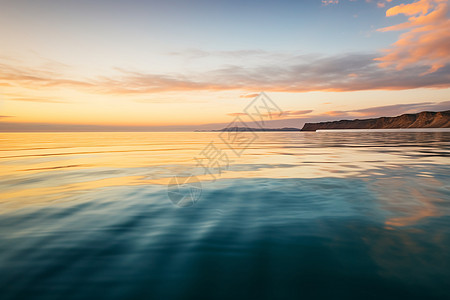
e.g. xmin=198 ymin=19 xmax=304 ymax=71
xmin=0 ymin=0 xmax=449 ymax=131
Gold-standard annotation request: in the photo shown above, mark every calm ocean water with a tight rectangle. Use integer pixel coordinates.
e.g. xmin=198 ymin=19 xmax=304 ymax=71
xmin=1 ymin=131 xmax=450 ymax=300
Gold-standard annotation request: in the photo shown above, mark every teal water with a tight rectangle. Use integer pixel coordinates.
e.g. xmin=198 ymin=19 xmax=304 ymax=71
xmin=0 ymin=131 xmax=449 ymax=299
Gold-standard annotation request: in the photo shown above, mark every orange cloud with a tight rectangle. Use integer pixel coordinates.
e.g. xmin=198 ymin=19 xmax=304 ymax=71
xmin=282 ymin=110 xmax=314 ymax=116
xmin=239 ymin=93 xmax=260 ymax=98
xmin=386 ymin=0 xmax=432 ymax=16
xmin=322 ymin=111 xmax=347 ymax=117
xmin=376 ymin=0 xmax=450 ymax=74
xmin=226 ymin=112 xmax=248 ymax=117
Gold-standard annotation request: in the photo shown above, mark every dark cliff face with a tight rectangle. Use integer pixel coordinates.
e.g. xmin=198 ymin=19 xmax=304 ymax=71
xmin=301 ymin=110 xmax=450 ymax=131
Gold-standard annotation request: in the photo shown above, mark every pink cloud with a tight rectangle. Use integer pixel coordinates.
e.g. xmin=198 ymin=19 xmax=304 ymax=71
xmin=239 ymin=93 xmax=260 ymax=99
xmin=376 ymin=0 xmax=450 ymax=74
xmin=321 ymin=0 xmax=339 ymax=6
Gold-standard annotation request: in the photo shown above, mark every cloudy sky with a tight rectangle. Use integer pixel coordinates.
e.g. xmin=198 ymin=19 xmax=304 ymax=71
xmin=0 ymin=0 xmax=449 ymax=131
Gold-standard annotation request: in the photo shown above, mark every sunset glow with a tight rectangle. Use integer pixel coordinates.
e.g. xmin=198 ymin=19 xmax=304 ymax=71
xmin=1 ymin=0 xmax=449 ymax=131
xmin=1 ymin=2 xmax=450 ymax=298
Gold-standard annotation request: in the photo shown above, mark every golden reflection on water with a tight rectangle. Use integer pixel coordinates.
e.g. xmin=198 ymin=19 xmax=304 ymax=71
xmin=1 ymin=132 xmax=449 ymax=227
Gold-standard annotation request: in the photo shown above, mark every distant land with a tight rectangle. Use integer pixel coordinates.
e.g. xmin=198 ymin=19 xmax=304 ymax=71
xmin=195 ymin=127 xmax=301 ymax=132
xmin=301 ymin=110 xmax=450 ymax=131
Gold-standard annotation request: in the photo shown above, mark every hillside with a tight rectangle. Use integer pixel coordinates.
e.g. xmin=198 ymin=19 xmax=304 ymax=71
xmin=301 ymin=110 xmax=450 ymax=131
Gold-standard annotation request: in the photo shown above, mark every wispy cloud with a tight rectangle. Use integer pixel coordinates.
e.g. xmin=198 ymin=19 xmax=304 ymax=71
xmin=282 ymin=110 xmax=314 ymax=116
xmin=322 ymin=0 xmax=339 ymax=6
xmin=376 ymin=0 xmax=450 ymax=74
xmin=1 ymin=52 xmax=449 ymax=95
xmin=348 ymin=101 xmax=450 ymax=116
xmin=322 ymin=111 xmax=348 ymax=117
xmin=6 ymin=97 xmax=67 ymax=103
xmin=226 ymin=112 xmax=248 ymax=117
xmin=0 ymin=63 xmax=95 ymax=89
xmin=239 ymin=93 xmax=260 ymax=99
xmin=227 ymin=110 xmax=313 ymax=119
xmin=99 ymin=53 xmax=450 ymax=93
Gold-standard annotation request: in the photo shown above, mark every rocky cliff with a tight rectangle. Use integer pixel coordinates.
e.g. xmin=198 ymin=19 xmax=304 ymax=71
xmin=301 ymin=110 xmax=450 ymax=131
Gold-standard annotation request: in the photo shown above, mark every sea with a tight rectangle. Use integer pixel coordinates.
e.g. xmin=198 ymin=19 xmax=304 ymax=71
xmin=1 ymin=130 xmax=449 ymax=300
